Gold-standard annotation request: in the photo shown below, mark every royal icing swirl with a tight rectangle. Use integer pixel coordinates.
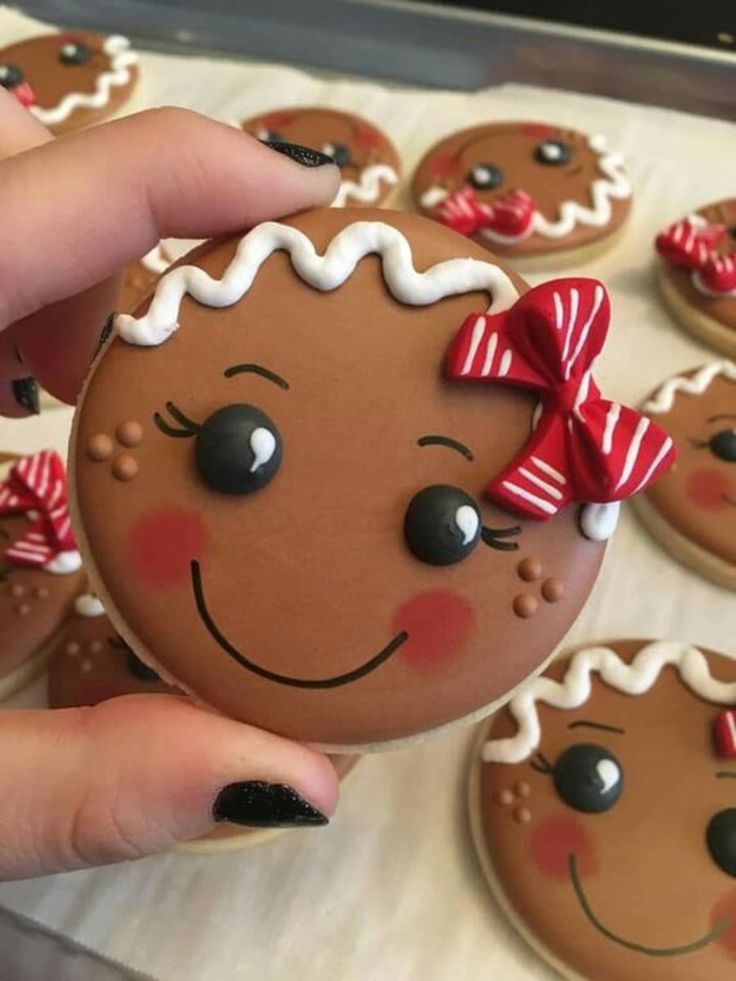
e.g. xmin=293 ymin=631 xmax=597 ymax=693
xmin=642 ymin=361 xmax=736 ymax=415
xmin=30 ymin=35 xmax=137 ymax=127
xmin=115 ymin=220 xmax=520 ymax=347
xmin=74 ymin=593 xmax=106 ymax=618
xmin=332 ymin=164 xmax=399 ymax=207
xmin=484 ymin=641 xmax=736 ymax=764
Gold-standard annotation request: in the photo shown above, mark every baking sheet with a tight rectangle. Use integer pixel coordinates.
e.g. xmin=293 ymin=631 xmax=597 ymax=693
xmin=0 ymin=6 xmax=734 ymax=980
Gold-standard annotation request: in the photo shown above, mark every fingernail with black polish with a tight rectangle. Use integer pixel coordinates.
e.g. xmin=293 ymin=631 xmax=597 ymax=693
xmin=12 ymin=377 xmax=39 ymax=415
xmin=213 ymin=781 xmax=328 ymax=828
xmin=265 ymin=140 xmax=335 ymax=168
xmin=94 ymin=312 xmax=115 ymax=358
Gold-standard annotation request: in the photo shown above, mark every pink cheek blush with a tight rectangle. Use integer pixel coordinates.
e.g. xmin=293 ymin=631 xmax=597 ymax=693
xmin=686 ymin=468 xmax=735 ymax=511
xmin=392 ymin=590 xmax=474 ymax=669
xmin=530 ymin=815 xmax=599 ymax=879
xmin=711 ymin=889 xmax=736 ymax=957
xmin=127 ymin=508 xmax=207 ymax=589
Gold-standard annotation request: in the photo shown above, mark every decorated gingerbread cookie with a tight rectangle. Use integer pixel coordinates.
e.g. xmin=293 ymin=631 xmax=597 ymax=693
xmin=655 ymin=201 xmax=736 ymax=358
xmin=71 ymin=208 xmax=673 ymax=749
xmin=47 ymin=592 xmax=179 ymax=708
xmin=118 ymin=243 xmax=174 ymax=314
xmin=412 ymin=122 xmax=632 ymax=266
xmin=470 ymin=639 xmax=736 ymax=981
xmin=0 ymin=32 xmax=138 ymax=134
xmin=0 ymin=451 xmax=85 ymax=700
xmin=242 ymin=107 xmax=400 ymax=207
xmin=632 ymin=362 xmax=736 ymax=590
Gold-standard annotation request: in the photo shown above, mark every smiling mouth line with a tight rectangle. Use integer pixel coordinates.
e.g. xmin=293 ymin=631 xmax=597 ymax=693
xmin=190 ymin=560 xmax=408 ymax=689
xmin=568 ymin=853 xmax=729 ymax=957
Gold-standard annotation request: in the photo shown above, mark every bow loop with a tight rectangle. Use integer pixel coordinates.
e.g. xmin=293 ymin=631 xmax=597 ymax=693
xmin=435 ymin=187 xmax=534 ymax=240
xmin=655 ymin=217 xmax=725 ymax=271
xmin=445 ymin=278 xmax=676 ymax=519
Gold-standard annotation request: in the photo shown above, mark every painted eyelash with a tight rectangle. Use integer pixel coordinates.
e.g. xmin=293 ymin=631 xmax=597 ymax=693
xmin=530 ymin=751 xmax=554 ymax=775
xmin=153 ymin=401 xmax=201 ymax=439
xmin=481 ymin=524 xmax=521 ymax=552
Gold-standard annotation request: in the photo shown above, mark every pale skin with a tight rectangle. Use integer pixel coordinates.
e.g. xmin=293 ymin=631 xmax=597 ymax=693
xmin=0 ymin=93 xmax=341 ymax=880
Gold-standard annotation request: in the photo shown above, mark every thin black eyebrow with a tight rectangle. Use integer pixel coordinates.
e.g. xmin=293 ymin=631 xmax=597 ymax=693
xmin=224 ymin=363 xmax=290 ymax=390
xmin=707 ymin=414 xmax=736 ymax=424
xmin=417 ymin=435 xmax=474 ymax=461
xmin=568 ymin=720 xmax=625 ymax=735
xmin=716 ymin=771 xmax=736 ymax=779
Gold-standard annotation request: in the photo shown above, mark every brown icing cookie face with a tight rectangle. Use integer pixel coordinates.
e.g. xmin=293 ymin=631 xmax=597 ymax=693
xmin=242 ymin=107 xmax=400 ymax=207
xmin=0 ymin=33 xmax=138 ymax=135
xmin=72 ymin=208 xmax=608 ymax=748
xmin=118 ymin=245 xmax=173 ymax=314
xmin=412 ymin=122 xmax=631 ymax=260
xmin=637 ymin=364 xmax=736 ymax=589
xmin=473 ymin=639 xmax=736 ymax=981
xmin=655 ymin=201 xmax=736 ymax=358
xmin=0 ymin=453 xmax=85 ymax=697
xmin=47 ymin=593 xmax=178 ymax=708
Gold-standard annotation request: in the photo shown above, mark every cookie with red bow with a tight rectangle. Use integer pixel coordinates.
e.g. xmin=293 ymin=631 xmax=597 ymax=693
xmin=70 ymin=208 xmax=671 ymax=749
xmin=632 ymin=362 xmax=736 ymax=590
xmin=470 ymin=639 xmax=736 ymax=981
xmin=412 ymin=122 xmax=632 ymax=267
xmin=655 ymin=200 xmax=736 ymax=358
xmin=242 ymin=107 xmax=400 ymax=207
xmin=0 ymin=32 xmax=138 ymax=135
xmin=0 ymin=450 xmax=85 ymax=700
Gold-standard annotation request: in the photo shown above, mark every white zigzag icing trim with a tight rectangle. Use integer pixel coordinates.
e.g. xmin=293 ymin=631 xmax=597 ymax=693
xmin=332 ymin=164 xmax=398 ymax=207
xmin=116 ymin=220 xmax=520 ymax=347
xmin=642 ymin=361 xmax=736 ymax=415
xmin=31 ymin=35 xmax=137 ymax=126
xmin=483 ymin=641 xmax=736 ymax=765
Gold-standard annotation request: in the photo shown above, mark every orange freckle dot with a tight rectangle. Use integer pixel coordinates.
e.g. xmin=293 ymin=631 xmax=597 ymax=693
xmin=65 ymin=642 xmax=80 ymax=656
xmin=86 ymin=434 xmax=114 ymax=462
xmin=10 ymin=583 xmax=25 ymax=598
xmin=112 ymin=455 xmax=138 ymax=481
xmin=90 ymin=640 xmax=104 ymax=654
xmin=541 ymin=578 xmax=565 ymax=603
xmin=80 ymin=659 xmax=93 ymax=673
xmin=496 ymin=788 xmax=514 ymax=806
xmin=513 ymin=593 xmax=538 ymax=618
xmin=15 ymin=602 xmax=31 ymax=617
xmin=116 ymin=421 xmax=143 ymax=447
xmin=515 ymin=781 xmax=531 ymax=798
xmin=33 ymin=586 xmax=49 ymax=599
xmin=517 ymin=557 xmax=542 ymax=582
xmin=514 ymin=806 xmax=532 ymax=824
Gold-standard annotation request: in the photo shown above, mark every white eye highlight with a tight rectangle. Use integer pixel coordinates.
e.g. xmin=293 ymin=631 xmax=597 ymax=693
xmin=455 ymin=504 xmax=480 ymax=545
xmin=249 ymin=427 xmax=276 ymax=473
xmin=596 ymin=759 xmax=620 ymax=795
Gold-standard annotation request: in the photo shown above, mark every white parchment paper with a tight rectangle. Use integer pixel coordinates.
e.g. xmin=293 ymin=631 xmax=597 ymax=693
xmin=0 ymin=6 xmax=734 ymax=980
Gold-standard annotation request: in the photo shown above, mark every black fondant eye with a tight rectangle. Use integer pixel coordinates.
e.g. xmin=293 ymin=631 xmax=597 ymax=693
xmin=195 ymin=403 xmax=282 ymax=495
xmin=707 ymin=809 xmax=736 ymax=877
xmin=126 ymin=650 xmax=162 ymax=683
xmin=0 ymin=64 xmax=24 ymax=88
xmin=404 ymin=484 xmax=481 ymax=566
xmin=534 ymin=139 xmax=573 ymax=166
xmin=322 ymin=142 xmax=352 ymax=168
xmin=59 ymin=41 xmax=92 ymax=65
xmin=467 ymin=164 xmax=503 ymax=191
xmin=710 ymin=429 xmax=736 ymax=462
xmin=554 ymin=743 xmax=623 ymax=813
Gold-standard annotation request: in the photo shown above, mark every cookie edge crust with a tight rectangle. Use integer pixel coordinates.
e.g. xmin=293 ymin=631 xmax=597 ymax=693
xmin=656 ymin=265 xmax=736 ymax=359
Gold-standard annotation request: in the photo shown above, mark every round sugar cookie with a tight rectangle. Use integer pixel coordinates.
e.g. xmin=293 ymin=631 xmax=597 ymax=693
xmin=632 ymin=362 xmax=736 ymax=590
xmin=118 ymin=244 xmax=174 ymax=315
xmin=412 ymin=122 xmax=632 ymax=268
xmin=654 ymin=201 xmax=736 ymax=358
xmin=0 ymin=451 xmax=84 ymax=700
xmin=470 ymin=639 xmax=736 ymax=981
xmin=242 ymin=107 xmax=400 ymax=207
xmin=70 ymin=207 xmax=673 ymax=750
xmin=0 ymin=32 xmax=138 ymax=135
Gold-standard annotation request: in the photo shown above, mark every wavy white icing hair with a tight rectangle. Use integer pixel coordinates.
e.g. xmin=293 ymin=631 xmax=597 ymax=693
xmin=484 ymin=641 xmax=736 ymax=765
xmin=643 ymin=361 xmax=736 ymax=415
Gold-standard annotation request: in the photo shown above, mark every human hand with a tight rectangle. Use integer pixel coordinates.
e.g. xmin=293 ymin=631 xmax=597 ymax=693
xmin=0 ymin=93 xmax=340 ymax=879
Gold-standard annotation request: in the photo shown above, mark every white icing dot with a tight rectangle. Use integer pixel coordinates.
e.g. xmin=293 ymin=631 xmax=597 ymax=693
xmin=45 ymin=550 xmax=82 ymax=575
xmin=597 ymin=759 xmax=620 ymax=795
xmin=75 ymin=593 xmax=105 ymax=618
xmin=580 ymin=501 xmax=620 ymax=542
xmin=455 ymin=505 xmax=480 ymax=546
xmin=249 ymin=427 xmax=276 ymax=473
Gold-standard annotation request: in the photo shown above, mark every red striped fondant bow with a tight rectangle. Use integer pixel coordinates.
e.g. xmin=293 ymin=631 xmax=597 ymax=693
xmin=434 ymin=187 xmax=534 ymax=240
xmin=714 ymin=710 xmax=736 ymax=759
xmin=446 ymin=278 xmax=676 ymax=519
xmin=0 ymin=450 xmax=78 ymax=570
xmin=655 ymin=218 xmax=736 ymax=293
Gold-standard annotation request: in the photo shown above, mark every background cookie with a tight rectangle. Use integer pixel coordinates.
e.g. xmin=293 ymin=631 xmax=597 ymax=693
xmin=412 ymin=121 xmax=631 ymax=267
xmin=71 ymin=208 xmax=670 ymax=750
xmin=47 ymin=592 xmax=179 ymax=708
xmin=0 ymin=32 xmax=138 ymax=134
xmin=655 ymin=201 xmax=736 ymax=358
xmin=633 ymin=362 xmax=736 ymax=590
xmin=242 ymin=107 xmax=400 ymax=207
xmin=118 ymin=243 xmax=174 ymax=315
xmin=0 ymin=451 xmax=84 ymax=700
xmin=470 ymin=639 xmax=736 ymax=981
